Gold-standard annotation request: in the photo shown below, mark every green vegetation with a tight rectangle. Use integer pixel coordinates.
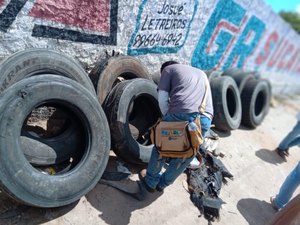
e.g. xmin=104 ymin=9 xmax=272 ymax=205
xmin=279 ymin=11 xmax=300 ymax=34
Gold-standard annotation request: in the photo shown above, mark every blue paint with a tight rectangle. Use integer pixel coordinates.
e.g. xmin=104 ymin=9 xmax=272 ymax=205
xmin=191 ymin=0 xmax=246 ymax=70
xmin=223 ymin=15 xmax=266 ymax=70
xmin=127 ymin=0 xmax=198 ymax=56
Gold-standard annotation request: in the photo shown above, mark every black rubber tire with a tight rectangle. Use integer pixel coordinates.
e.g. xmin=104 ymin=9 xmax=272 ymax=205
xmin=89 ymin=55 xmax=152 ymax=104
xmin=223 ymin=68 xmax=260 ymax=79
xmin=0 ymin=48 xmax=96 ymax=165
xmin=259 ymin=78 xmax=272 ymax=115
xmin=21 ymin=119 xmax=83 ymax=166
xmin=208 ymin=71 xmax=222 ymax=82
xmin=0 ymin=75 xmax=110 ymax=208
xmin=222 ymin=72 xmax=256 ymax=93
xmin=260 ymin=78 xmax=272 ymax=97
xmin=0 ymin=48 xmax=95 ymax=95
xmin=240 ymin=79 xmax=271 ymax=128
xmin=222 ymin=68 xmax=243 ymax=76
xmin=103 ymin=78 xmax=161 ymax=164
xmin=210 ymin=76 xmax=242 ymax=131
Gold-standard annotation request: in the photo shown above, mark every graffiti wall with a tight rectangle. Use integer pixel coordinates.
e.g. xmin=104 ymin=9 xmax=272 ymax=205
xmin=0 ymin=0 xmax=299 ymax=95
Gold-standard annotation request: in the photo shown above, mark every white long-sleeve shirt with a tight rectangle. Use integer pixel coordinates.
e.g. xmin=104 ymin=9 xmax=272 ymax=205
xmin=158 ymin=90 xmax=169 ymax=116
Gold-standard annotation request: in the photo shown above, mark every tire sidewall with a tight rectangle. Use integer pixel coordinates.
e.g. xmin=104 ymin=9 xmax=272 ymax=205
xmin=0 ymin=49 xmax=95 ymax=95
xmin=0 ymin=75 xmax=110 ymax=207
xmin=211 ymin=76 xmax=242 ymax=131
xmin=105 ymin=78 xmax=159 ymax=164
xmin=90 ymin=56 xmax=151 ymax=104
xmin=248 ymin=80 xmax=270 ymax=126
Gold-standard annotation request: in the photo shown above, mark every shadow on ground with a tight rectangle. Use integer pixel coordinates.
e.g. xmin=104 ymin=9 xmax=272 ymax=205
xmin=86 ymin=155 xmax=163 ymax=225
xmin=255 ymin=148 xmax=286 ymax=165
xmin=237 ymin=198 xmax=276 ymax=225
xmin=86 ymin=183 xmax=163 ymax=225
xmin=0 ymin=191 xmax=78 ymax=225
xmin=211 ymin=128 xmax=232 ymax=138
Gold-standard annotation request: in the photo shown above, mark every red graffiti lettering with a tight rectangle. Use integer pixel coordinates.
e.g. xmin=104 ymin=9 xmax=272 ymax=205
xmin=244 ymin=30 xmax=255 ymax=45
xmin=272 ymin=40 xmax=289 ymax=69
xmin=210 ymin=16 xmax=247 ymax=70
xmin=292 ymin=52 xmax=300 ymax=73
xmin=29 ymin=0 xmax=109 ymax=33
xmin=278 ymin=43 xmax=294 ymax=69
xmin=287 ymin=49 xmax=300 ymax=71
xmin=206 ymin=20 xmax=239 ymax=53
xmin=267 ymin=37 xmax=285 ymax=68
xmin=296 ymin=62 xmax=300 ymax=73
xmin=228 ymin=55 xmax=239 ymax=68
xmin=255 ymin=31 xmax=278 ymax=65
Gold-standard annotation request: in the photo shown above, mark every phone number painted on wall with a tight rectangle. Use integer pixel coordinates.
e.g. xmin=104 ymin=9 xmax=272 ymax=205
xmin=128 ymin=0 xmax=198 ymax=55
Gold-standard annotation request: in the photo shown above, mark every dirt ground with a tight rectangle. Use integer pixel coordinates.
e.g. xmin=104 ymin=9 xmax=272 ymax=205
xmin=1 ymin=94 xmax=300 ymax=225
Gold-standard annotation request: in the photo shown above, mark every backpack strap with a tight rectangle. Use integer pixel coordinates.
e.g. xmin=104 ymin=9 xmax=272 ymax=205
xmin=198 ymin=77 xmax=209 ymax=114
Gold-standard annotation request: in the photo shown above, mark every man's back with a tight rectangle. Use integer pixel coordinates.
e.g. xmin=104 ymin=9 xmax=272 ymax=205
xmin=158 ymin=64 xmax=213 ymax=116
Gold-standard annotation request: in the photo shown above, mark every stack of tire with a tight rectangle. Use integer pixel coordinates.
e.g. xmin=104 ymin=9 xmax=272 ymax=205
xmin=206 ymin=68 xmax=271 ymax=132
xmin=205 ymin=70 xmax=242 ymax=132
xmin=89 ymin=56 xmax=161 ymax=165
xmin=0 ymin=48 xmax=272 ymax=208
xmin=0 ymin=49 xmax=111 ymax=208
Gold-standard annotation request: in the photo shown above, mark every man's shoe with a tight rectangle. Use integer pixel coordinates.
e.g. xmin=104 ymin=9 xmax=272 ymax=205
xmin=284 ymin=149 xmax=290 ymax=157
xmin=276 ymin=147 xmax=289 ymax=156
xmin=270 ymin=196 xmax=279 ymax=211
xmin=275 ymin=148 xmax=287 ymax=161
xmin=138 ymin=169 xmax=155 ymax=193
xmin=132 ymin=181 xmax=148 ymax=201
xmin=156 ymin=185 xmax=164 ymax=192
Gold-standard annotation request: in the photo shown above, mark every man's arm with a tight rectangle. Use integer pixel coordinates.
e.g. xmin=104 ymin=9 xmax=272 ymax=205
xmin=158 ymin=90 xmax=169 ymax=116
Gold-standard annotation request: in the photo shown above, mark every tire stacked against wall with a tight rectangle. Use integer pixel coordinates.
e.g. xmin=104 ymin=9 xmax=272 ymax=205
xmin=0 ymin=48 xmax=272 ymax=208
xmin=206 ymin=68 xmax=271 ymax=131
xmin=0 ymin=49 xmax=111 ymax=207
xmin=222 ymin=68 xmax=272 ymax=129
xmin=205 ymin=70 xmax=242 ymax=132
xmin=89 ymin=56 xmax=161 ymax=164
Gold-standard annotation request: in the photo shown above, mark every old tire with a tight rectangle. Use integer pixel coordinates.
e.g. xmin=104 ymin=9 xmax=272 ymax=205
xmin=240 ymin=79 xmax=271 ymax=128
xmin=0 ymin=75 xmax=110 ymax=208
xmin=210 ymin=76 xmax=242 ymax=131
xmin=0 ymin=48 xmax=96 ymax=165
xmin=103 ymin=78 xmax=161 ymax=164
xmin=259 ymin=78 xmax=272 ymax=115
xmin=89 ymin=55 xmax=152 ymax=104
xmin=222 ymin=68 xmax=243 ymax=76
xmin=204 ymin=70 xmax=222 ymax=82
xmin=222 ymin=72 xmax=256 ymax=93
xmin=21 ymin=119 xmax=84 ymax=166
xmin=0 ymin=48 xmax=95 ymax=94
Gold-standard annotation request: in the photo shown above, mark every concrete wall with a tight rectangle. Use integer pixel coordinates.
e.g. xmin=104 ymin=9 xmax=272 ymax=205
xmin=1 ymin=0 xmax=300 ymax=96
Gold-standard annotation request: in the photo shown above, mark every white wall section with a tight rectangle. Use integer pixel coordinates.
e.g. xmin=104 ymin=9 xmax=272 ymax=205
xmin=0 ymin=0 xmax=299 ymax=95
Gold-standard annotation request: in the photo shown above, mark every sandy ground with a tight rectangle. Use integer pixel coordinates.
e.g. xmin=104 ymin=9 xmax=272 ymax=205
xmin=1 ymin=95 xmax=300 ymax=225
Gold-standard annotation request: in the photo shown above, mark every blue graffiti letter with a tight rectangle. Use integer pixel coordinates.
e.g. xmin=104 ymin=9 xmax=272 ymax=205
xmin=191 ymin=0 xmax=245 ymax=70
xmin=223 ymin=15 xmax=266 ymax=69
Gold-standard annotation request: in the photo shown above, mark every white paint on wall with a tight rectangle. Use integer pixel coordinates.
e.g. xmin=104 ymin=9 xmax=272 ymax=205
xmin=0 ymin=0 xmax=300 ymax=95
